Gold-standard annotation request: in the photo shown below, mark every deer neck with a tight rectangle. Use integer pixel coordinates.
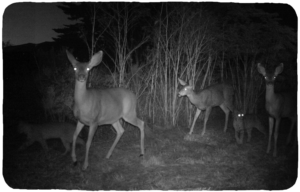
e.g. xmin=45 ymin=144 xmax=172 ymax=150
xmin=187 ymin=91 xmax=199 ymax=106
xmin=265 ymin=84 xmax=276 ymax=102
xmin=74 ymin=80 xmax=88 ymax=104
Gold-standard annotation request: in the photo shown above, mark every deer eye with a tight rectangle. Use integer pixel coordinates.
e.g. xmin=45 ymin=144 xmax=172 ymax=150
xmin=87 ymin=68 xmax=90 ymax=71
xmin=74 ymin=67 xmax=77 ymax=71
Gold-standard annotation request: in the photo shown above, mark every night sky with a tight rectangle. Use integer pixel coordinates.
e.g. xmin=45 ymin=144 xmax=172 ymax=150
xmin=2 ymin=2 xmax=75 ymax=45
xmin=1 ymin=1 xmax=299 ymax=46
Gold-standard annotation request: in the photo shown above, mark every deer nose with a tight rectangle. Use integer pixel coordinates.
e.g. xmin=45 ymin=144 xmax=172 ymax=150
xmin=77 ymin=74 xmax=87 ymax=82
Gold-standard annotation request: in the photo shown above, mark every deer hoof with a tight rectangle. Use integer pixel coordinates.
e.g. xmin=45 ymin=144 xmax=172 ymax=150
xmin=73 ymin=161 xmax=78 ymax=167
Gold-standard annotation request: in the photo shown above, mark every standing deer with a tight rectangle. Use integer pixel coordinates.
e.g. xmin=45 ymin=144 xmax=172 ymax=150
xmin=67 ymin=50 xmax=145 ymax=170
xmin=178 ymin=78 xmax=234 ymax=136
xmin=257 ymin=63 xmax=297 ymax=157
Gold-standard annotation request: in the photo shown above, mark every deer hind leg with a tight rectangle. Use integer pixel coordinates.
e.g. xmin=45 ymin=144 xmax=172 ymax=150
xmin=106 ymin=121 xmax=125 ymax=159
xmin=202 ymin=107 xmax=212 ymax=136
xmin=38 ymin=138 xmax=49 ymax=152
xmin=246 ymin=127 xmax=252 ymax=142
xmin=61 ymin=139 xmax=70 ymax=155
xmin=240 ymin=129 xmax=245 ymax=144
xmin=287 ymin=117 xmax=296 ymax=144
xmin=273 ymin=118 xmax=281 ymax=157
xmin=235 ymin=129 xmax=244 ymax=144
xmin=286 ymin=118 xmax=298 ymax=149
xmin=220 ymin=104 xmax=230 ymax=132
xmin=123 ymin=115 xmax=145 ymax=156
xmin=19 ymin=139 xmax=35 ymax=151
xmin=234 ymin=130 xmax=240 ymax=144
xmin=256 ymin=119 xmax=266 ymax=135
xmin=294 ymin=119 xmax=298 ymax=149
xmin=106 ymin=120 xmax=124 ymax=159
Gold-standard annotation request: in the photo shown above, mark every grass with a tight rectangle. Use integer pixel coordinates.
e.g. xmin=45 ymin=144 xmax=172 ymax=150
xmin=3 ymin=111 xmax=298 ymax=190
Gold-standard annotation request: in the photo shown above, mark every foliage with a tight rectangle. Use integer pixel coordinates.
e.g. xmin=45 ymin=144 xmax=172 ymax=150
xmin=34 ymin=47 xmax=75 ymax=122
xmin=213 ymin=4 xmax=296 ymax=113
xmin=50 ymin=2 xmax=297 ymax=127
xmin=143 ymin=3 xmax=219 ymax=126
xmin=3 ymin=40 xmax=13 ymax=47
xmin=54 ymin=3 xmax=101 ymax=59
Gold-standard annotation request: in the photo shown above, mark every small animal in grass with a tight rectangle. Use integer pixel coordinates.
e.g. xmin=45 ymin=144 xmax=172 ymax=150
xmin=18 ymin=121 xmax=85 ymax=154
xmin=233 ymin=110 xmax=266 ymax=144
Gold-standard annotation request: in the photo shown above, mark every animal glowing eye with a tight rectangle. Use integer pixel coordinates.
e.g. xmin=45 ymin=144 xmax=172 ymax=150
xmin=87 ymin=68 xmax=90 ymax=71
xmin=74 ymin=67 xmax=77 ymax=71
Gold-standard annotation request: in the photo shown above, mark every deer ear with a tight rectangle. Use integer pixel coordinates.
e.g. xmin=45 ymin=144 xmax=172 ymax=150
xmin=66 ymin=50 xmax=79 ymax=67
xmin=275 ymin=63 xmax=284 ymax=76
xmin=89 ymin=51 xmax=103 ymax=68
xmin=178 ymin=78 xmax=187 ymax=86
xmin=257 ymin=63 xmax=266 ymax=76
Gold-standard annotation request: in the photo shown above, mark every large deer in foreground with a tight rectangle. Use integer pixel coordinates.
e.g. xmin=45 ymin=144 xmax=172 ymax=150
xmin=178 ymin=78 xmax=234 ymax=136
xmin=257 ymin=63 xmax=297 ymax=157
xmin=67 ymin=50 xmax=145 ymax=170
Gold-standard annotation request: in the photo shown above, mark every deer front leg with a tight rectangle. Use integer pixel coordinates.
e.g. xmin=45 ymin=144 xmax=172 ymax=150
xmin=83 ymin=123 xmax=98 ymax=170
xmin=267 ymin=117 xmax=274 ymax=154
xmin=189 ymin=109 xmax=201 ymax=135
xmin=72 ymin=121 xmax=85 ymax=166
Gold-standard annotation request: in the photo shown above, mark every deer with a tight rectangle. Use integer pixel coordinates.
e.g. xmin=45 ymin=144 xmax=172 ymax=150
xmin=66 ymin=50 xmax=145 ymax=170
xmin=178 ymin=78 xmax=234 ymax=136
xmin=257 ymin=63 xmax=297 ymax=157
xmin=232 ymin=109 xmax=266 ymax=144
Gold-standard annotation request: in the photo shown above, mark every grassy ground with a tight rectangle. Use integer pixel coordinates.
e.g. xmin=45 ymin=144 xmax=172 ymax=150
xmin=3 ymin=110 xmax=298 ymax=190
